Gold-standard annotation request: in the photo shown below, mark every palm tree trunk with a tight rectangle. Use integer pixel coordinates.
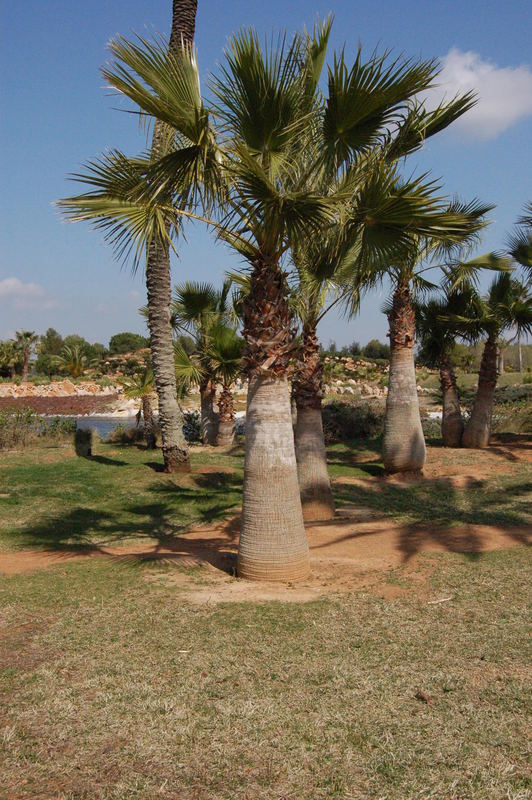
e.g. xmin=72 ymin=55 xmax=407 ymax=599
xmin=216 ymin=384 xmax=235 ymax=446
xmin=382 ymin=283 xmax=426 ymax=473
xmin=142 ymin=396 xmax=157 ymax=449
xmin=143 ymin=0 xmax=197 ymax=473
xmin=22 ymin=351 xmax=29 ymax=382
xmin=518 ymin=332 xmax=523 ymax=373
xmin=200 ymin=378 xmax=218 ymax=445
xmin=440 ymin=350 xmax=463 ymax=447
xmin=294 ymin=325 xmax=335 ymax=521
xmin=462 ymin=336 xmax=498 ymax=449
xmin=238 ymin=259 xmax=309 ymax=582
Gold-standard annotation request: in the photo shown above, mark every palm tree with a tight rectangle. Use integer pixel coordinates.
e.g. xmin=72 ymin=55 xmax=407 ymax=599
xmin=52 ymin=344 xmax=88 ymax=378
xmin=0 ymin=340 xmax=19 ymax=379
xmin=460 ymin=272 xmax=532 ymax=448
xmin=208 ymin=323 xmax=244 ymax=446
xmin=415 ymin=289 xmax=476 ymax=447
xmin=119 ymin=365 xmax=157 ymax=448
xmin=171 ymin=281 xmax=233 ymax=444
xmin=15 ymin=331 xmax=39 ymax=382
xmin=507 ymin=202 xmax=532 ymax=371
xmin=57 ymin=22 xmax=485 ymax=580
xmin=348 ymin=202 xmax=491 ymax=473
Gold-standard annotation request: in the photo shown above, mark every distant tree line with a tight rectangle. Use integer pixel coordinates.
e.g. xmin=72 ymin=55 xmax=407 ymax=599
xmin=323 ymin=339 xmax=391 ymax=360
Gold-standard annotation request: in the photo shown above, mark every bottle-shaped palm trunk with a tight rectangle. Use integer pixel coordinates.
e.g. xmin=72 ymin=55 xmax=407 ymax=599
xmin=200 ymin=378 xmax=219 ymax=445
xmin=238 ymin=259 xmax=310 ymax=582
xmin=146 ymin=238 xmax=190 ymax=471
xmin=294 ymin=325 xmax=335 ymax=521
xmin=142 ymin=1 xmax=196 ymax=473
xmin=440 ymin=351 xmax=463 ymax=447
xmin=142 ymin=395 xmax=157 ymax=449
xmin=462 ymin=336 xmax=498 ymax=449
xmin=216 ymin=384 xmax=235 ymax=446
xmin=382 ymin=283 xmax=426 ymax=473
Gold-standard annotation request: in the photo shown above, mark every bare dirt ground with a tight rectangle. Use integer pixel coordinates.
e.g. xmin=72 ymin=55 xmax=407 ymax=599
xmin=2 ymin=437 xmax=530 ymax=604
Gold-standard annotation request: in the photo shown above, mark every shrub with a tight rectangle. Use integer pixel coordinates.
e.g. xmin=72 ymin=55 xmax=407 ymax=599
xmin=107 ymin=424 xmax=144 ymax=444
xmin=0 ymin=408 xmax=38 ymax=449
xmin=183 ymin=410 xmax=201 ymax=442
xmin=322 ymin=400 xmax=384 ymax=443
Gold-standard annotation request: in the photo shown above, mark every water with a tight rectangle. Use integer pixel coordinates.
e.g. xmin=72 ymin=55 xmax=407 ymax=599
xmin=44 ymin=415 xmax=138 ymax=441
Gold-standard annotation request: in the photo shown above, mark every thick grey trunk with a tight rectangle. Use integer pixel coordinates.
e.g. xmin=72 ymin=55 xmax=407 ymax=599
xmin=200 ymin=380 xmax=218 ymax=445
xmin=383 ymin=347 xmax=426 ymax=472
xmin=440 ymin=353 xmax=463 ymax=448
xmin=216 ymin=420 xmax=235 ymax=447
xmin=295 ymin=405 xmax=335 ymax=521
xmin=462 ymin=337 xmax=498 ymax=449
xmin=237 ymin=376 xmax=310 ymax=582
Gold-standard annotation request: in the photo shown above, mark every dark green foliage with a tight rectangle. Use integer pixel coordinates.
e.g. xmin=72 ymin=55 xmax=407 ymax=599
xmin=322 ymin=400 xmax=384 ymax=443
xmin=108 ymin=332 xmax=149 ymax=354
xmin=362 ymin=339 xmax=390 ymax=360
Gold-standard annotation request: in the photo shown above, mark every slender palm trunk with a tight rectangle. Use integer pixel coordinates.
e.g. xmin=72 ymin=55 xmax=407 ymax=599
xmin=518 ymin=332 xmax=523 ymax=373
xmin=200 ymin=378 xmax=218 ymax=445
xmin=462 ymin=336 xmax=498 ymax=449
xmin=216 ymin=384 xmax=235 ymax=446
xmin=382 ymin=283 xmax=426 ymax=473
xmin=440 ymin=350 xmax=463 ymax=447
xmin=294 ymin=325 xmax=335 ymax=521
xmin=238 ymin=259 xmax=309 ymax=582
xmin=22 ymin=351 xmax=29 ymax=382
xmin=142 ymin=396 xmax=157 ymax=449
xmin=144 ymin=0 xmax=197 ymax=473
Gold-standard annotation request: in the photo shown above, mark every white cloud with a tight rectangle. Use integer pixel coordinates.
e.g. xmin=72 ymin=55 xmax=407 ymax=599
xmin=430 ymin=48 xmax=532 ymax=139
xmin=0 ymin=277 xmax=58 ymax=310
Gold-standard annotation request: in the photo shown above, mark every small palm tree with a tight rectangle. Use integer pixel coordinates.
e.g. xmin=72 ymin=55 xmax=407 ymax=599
xmin=415 ymin=288 xmax=477 ymax=447
xmin=52 ymin=344 xmax=88 ymax=379
xmin=208 ymin=323 xmax=244 ymax=446
xmin=15 ymin=330 xmax=38 ymax=382
xmin=458 ymin=272 xmax=532 ymax=448
xmin=171 ymin=281 xmax=233 ymax=444
xmin=119 ymin=365 xmax=157 ymax=448
xmin=0 ymin=340 xmax=20 ymax=379
xmin=507 ymin=202 xmax=532 ymax=370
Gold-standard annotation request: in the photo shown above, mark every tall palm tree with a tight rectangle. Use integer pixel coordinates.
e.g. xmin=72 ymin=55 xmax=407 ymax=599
xmin=171 ymin=281 xmax=232 ymax=444
xmin=15 ymin=331 xmax=39 ymax=382
xmin=142 ymin=0 xmax=197 ymax=472
xmin=460 ymin=272 xmax=532 ymax=448
xmin=119 ymin=365 xmax=157 ymax=448
xmin=349 ymin=202 xmax=491 ymax=473
xmin=58 ymin=22 xmax=485 ymax=580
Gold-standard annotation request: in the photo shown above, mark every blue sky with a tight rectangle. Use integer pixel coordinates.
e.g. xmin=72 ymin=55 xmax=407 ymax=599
xmin=1 ymin=0 xmax=531 ymax=347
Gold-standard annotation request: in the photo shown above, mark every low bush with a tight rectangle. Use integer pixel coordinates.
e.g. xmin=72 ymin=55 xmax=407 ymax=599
xmin=322 ymin=400 xmax=384 ymax=443
xmin=0 ymin=409 xmax=76 ymax=450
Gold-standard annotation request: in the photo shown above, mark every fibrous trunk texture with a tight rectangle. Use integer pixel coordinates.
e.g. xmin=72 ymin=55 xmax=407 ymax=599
xmin=142 ymin=396 xmax=157 ymax=449
xmin=200 ymin=379 xmax=218 ymax=445
xmin=22 ymin=353 xmax=29 ymax=382
xmin=462 ymin=336 xmax=498 ymax=449
xmin=382 ymin=284 xmax=426 ymax=473
xmin=237 ymin=259 xmax=309 ymax=582
xmin=294 ymin=325 xmax=335 ymax=521
xmin=440 ymin=351 xmax=463 ymax=448
xmin=216 ymin=384 xmax=235 ymax=447
xmin=143 ymin=0 xmax=197 ymax=473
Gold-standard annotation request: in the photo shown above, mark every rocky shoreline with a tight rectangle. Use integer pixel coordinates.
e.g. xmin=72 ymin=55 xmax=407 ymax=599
xmin=0 ymin=380 xmax=120 ymax=416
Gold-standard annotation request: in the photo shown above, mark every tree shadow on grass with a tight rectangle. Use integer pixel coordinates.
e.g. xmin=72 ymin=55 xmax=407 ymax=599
xmin=8 ymin=473 xmax=243 ymax=574
xmin=88 ymin=455 xmax=128 ymax=467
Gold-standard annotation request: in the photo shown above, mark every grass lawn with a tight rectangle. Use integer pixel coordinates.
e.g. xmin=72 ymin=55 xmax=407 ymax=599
xmin=1 ymin=436 xmax=531 ymax=799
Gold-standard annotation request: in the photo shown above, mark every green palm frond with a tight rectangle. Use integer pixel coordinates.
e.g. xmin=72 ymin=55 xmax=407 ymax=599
xmin=174 ymin=341 xmax=204 ymax=387
xmin=119 ymin=365 xmax=155 ymax=398
xmin=443 ymin=252 xmax=513 ymax=292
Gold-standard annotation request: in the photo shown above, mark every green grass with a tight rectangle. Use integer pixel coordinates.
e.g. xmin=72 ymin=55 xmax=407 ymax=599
xmin=0 ymin=440 xmax=244 ymax=552
xmin=1 ymin=438 xmax=531 ymax=798
xmin=1 ymin=549 xmax=530 ymax=799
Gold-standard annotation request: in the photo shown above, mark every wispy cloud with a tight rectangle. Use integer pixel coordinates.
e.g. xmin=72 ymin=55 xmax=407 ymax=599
xmin=0 ymin=277 xmax=58 ymax=310
xmin=430 ymin=48 xmax=532 ymax=140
